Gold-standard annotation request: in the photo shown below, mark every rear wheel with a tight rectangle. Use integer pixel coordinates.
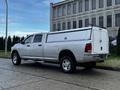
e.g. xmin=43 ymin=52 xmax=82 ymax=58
xmin=12 ymin=52 xmax=21 ymax=65
xmin=60 ymin=56 xmax=76 ymax=73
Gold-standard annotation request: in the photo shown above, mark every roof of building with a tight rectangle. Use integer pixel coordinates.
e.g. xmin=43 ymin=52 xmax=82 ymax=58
xmin=51 ymin=0 xmax=74 ymax=7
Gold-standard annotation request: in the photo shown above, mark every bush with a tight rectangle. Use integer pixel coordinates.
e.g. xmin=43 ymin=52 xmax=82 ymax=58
xmin=117 ymin=27 xmax=120 ymax=55
xmin=109 ymin=45 xmax=117 ymax=55
xmin=109 ymin=36 xmax=117 ymax=55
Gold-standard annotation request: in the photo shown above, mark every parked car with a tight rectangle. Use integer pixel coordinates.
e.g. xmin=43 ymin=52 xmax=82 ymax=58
xmin=11 ymin=26 xmax=109 ymax=73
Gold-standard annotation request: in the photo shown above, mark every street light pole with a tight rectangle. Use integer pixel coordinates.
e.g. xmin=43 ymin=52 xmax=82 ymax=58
xmin=5 ymin=0 xmax=8 ymax=55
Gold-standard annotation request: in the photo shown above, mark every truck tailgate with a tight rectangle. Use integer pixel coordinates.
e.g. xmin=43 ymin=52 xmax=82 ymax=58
xmin=92 ymin=27 xmax=109 ymax=54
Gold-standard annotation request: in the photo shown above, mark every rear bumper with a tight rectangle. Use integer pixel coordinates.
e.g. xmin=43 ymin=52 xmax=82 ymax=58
xmin=81 ymin=54 xmax=108 ymax=63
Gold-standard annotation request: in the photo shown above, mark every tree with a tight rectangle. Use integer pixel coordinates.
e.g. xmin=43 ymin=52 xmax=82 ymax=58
xmin=0 ymin=37 xmax=4 ymax=50
xmin=12 ymin=36 xmax=21 ymax=46
xmin=12 ymin=36 xmax=16 ymax=46
xmin=0 ymin=36 xmax=23 ymax=51
xmin=117 ymin=28 xmax=120 ymax=55
xmin=0 ymin=37 xmax=2 ymax=50
xmin=15 ymin=36 xmax=20 ymax=43
xmin=7 ymin=36 xmax=12 ymax=51
xmin=21 ymin=36 xmax=24 ymax=41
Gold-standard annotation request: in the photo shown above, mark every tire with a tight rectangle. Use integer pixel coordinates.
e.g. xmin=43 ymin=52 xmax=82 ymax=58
xmin=60 ymin=56 xmax=76 ymax=73
xmin=12 ymin=52 xmax=21 ymax=65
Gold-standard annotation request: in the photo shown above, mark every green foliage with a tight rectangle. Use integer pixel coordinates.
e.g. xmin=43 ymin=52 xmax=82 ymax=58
xmin=21 ymin=37 xmax=24 ymax=41
xmin=97 ymin=56 xmax=120 ymax=68
xmin=0 ymin=36 xmax=24 ymax=51
xmin=117 ymin=28 xmax=120 ymax=55
xmin=7 ymin=36 xmax=12 ymax=51
xmin=0 ymin=50 xmax=11 ymax=58
xmin=109 ymin=45 xmax=117 ymax=55
xmin=0 ymin=37 xmax=4 ymax=50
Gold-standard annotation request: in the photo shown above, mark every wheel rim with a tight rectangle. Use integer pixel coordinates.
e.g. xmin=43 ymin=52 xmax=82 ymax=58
xmin=13 ymin=54 xmax=17 ymax=64
xmin=62 ymin=58 xmax=71 ymax=71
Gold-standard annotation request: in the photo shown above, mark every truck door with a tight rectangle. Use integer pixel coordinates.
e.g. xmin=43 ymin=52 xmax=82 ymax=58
xmin=30 ymin=34 xmax=43 ymax=58
xmin=21 ymin=35 xmax=34 ymax=57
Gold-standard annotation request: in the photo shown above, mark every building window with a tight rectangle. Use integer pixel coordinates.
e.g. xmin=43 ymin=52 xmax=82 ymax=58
xmin=73 ymin=2 xmax=77 ymax=14
xmin=107 ymin=0 xmax=112 ymax=7
xmin=99 ymin=0 xmax=103 ymax=8
xmin=67 ymin=22 xmax=71 ymax=29
xmin=57 ymin=7 xmax=59 ymax=17
xmin=85 ymin=19 xmax=89 ymax=27
xmin=57 ymin=7 xmax=62 ymax=17
xmin=79 ymin=20 xmax=83 ymax=28
xmin=92 ymin=0 xmax=96 ymax=10
xmin=115 ymin=0 xmax=120 ymax=5
xmin=57 ymin=7 xmax=60 ymax=17
xmin=115 ymin=13 xmax=120 ymax=27
xmin=53 ymin=24 xmax=56 ymax=31
xmin=67 ymin=3 xmax=71 ymax=15
xmin=85 ymin=0 xmax=89 ymax=11
xmin=79 ymin=0 xmax=83 ymax=12
xmin=99 ymin=16 xmax=104 ymax=27
xmin=73 ymin=21 xmax=77 ymax=29
xmin=62 ymin=22 xmax=66 ymax=30
xmin=107 ymin=15 xmax=112 ymax=27
xmin=62 ymin=5 xmax=66 ymax=16
xmin=57 ymin=23 xmax=61 ymax=31
xmin=91 ymin=17 xmax=96 ymax=26
xmin=53 ymin=8 xmax=56 ymax=18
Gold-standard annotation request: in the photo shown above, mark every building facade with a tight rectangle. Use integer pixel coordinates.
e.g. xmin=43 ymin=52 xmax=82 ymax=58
xmin=50 ymin=0 xmax=120 ymax=37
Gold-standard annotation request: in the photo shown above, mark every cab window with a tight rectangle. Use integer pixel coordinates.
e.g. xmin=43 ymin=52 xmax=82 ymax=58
xmin=33 ymin=34 xmax=42 ymax=43
xmin=24 ymin=35 xmax=33 ymax=44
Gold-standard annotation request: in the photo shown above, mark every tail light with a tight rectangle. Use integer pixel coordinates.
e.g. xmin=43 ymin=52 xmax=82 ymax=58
xmin=85 ymin=43 xmax=92 ymax=53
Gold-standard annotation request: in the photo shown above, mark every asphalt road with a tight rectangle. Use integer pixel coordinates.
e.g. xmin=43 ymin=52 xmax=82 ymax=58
xmin=0 ymin=58 xmax=120 ymax=90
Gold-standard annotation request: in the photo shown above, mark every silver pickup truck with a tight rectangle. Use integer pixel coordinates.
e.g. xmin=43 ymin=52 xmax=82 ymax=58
xmin=11 ymin=26 xmax=109 ymax=73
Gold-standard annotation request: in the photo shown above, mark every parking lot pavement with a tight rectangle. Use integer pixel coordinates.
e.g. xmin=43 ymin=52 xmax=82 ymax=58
xmin=0 ymin=58 xmax=120 ymax=90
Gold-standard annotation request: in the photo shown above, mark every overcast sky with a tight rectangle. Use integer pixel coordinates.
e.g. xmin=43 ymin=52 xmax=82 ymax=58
xmin=0 ymin=0 xmax=60 ymax=37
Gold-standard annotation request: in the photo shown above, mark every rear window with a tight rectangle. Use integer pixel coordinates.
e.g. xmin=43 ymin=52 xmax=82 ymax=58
xmin=47 ymin=29 xmax=91 ymax=43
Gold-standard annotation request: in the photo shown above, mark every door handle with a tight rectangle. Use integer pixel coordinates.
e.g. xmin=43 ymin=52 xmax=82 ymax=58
xmin=27 ymin=45 xmax=30 ymax=47
xmin=38 ymin=44 xmax=42 ymax=46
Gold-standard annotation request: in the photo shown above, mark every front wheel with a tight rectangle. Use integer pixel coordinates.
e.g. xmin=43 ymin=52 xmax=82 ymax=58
xmin=12 ymin=52 xmax=21 ymax=65
xmin=60 ymin=56 xmax=76 ymax=73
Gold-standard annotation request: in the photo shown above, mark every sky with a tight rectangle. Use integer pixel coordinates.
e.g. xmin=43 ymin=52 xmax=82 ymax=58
xmin=0 ymin=0 xmax=60 ymax=37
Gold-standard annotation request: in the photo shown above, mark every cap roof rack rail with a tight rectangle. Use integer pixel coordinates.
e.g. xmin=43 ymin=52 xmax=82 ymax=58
xmin=89 ymin=24 xmax=106 ymax=29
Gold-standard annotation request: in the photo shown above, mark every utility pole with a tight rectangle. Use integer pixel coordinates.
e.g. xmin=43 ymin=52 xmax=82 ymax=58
xmin=5 ymin=0 xmax=8 ymax=55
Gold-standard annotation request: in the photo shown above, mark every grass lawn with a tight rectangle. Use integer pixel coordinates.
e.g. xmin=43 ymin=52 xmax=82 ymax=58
xmin=97 ymin=56 xmax=120 ymax=68
xmin=0 ymin=50 xmax=11 ymax=58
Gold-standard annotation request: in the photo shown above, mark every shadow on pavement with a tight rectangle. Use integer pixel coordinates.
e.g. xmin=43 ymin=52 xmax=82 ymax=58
xmin=18 ymin=61 xmax=106 ymax=77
